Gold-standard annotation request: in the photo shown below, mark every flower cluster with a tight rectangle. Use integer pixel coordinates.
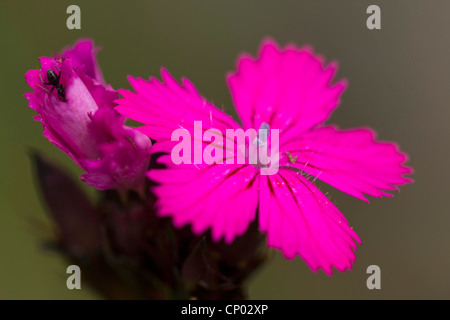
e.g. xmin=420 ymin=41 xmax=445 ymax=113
xmin=25 ymin=38 xmax=412 ymax=298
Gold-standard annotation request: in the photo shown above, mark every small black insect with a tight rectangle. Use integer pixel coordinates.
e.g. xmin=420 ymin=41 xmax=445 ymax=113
xmin=44 ymin=67 xmax=66 ymax=102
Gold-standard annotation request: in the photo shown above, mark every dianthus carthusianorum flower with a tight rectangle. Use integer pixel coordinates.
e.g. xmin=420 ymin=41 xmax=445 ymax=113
xmin=117 ymin=38 xmax=413 ymax=275
xmin=25 ymin=39 xmax=151 ymax=191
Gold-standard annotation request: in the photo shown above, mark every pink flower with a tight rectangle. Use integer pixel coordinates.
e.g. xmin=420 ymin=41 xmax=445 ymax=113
xmin=116 ymin=39 xmax=413 ymax=274
xmin=25 ymin=39 xmax=151 ymax=191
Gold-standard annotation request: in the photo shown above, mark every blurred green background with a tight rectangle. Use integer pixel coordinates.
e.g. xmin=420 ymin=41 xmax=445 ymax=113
xmin=0 ymin=0 xmax=448 ymax=299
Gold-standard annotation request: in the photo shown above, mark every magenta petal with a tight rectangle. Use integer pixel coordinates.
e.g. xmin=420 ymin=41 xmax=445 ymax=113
xmin=260 ymin=169 xmax=361 ymax=275
xmin=56 ymin=38 xmax=106 ymax=85
xmin=148 ymin=156 xmax=259 ymax=243
xmin=281 ymin=126 xmax=413 ymax=201
xmin=25 ymin=44 xmax=151 ymax=192
xmin=25 ymin=58 xmax=99 ymax=161
xmin=80 ymin=108 xmax=152 ymax=191
xmin=227 ymin=38 xmax=347 ymax=138
xmin=51 ymin=75 xmax=101 ymax=158
xmin=115 ymin=69 xmax=241 ymax=143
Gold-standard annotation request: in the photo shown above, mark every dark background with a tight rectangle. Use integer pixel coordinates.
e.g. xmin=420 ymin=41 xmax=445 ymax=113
xmin=0 ymin=0 xmax=448 ymax=299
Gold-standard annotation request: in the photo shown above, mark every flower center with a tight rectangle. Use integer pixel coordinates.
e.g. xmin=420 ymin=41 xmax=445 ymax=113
xmin=251 ymin=122 xmax=271 ymax=169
